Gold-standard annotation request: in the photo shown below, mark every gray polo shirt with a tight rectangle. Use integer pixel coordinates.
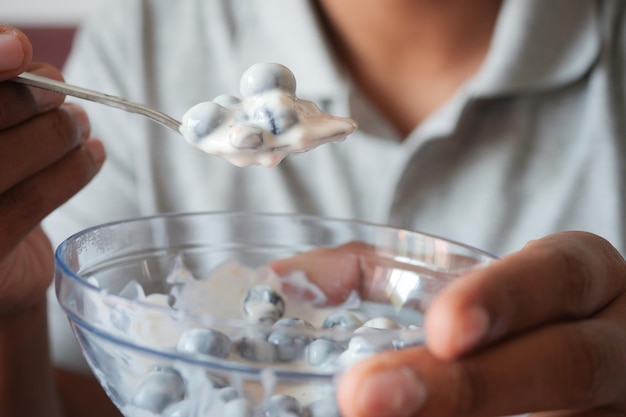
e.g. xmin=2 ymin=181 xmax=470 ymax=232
xmin=46 ymin=0 xmax=626 ymax=378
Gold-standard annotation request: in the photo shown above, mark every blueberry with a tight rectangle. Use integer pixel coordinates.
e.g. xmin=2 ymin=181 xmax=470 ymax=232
xmin=239 ymin=63 xmax=297 ymax=98
xmin=217 ymin=386 xmax=243 ymax=403
xmin=213 ymin=94 xmax=241 ymax=108
xmin=303 ymin=398 xmax=342 ymax=417
xmin=253 ymin=106 xmax=299 ymax=136
xmin=262 ymin=394 xmax=302 ymax=417
xmin=268 ymin=317 xmax=315 ymax=362
xmin=240 ymin=319 xmax=274 ymax=341
xmin=337 ymin=347 xmax=373 ymax=368
xmin=130 ymin=367 xmax=186 ymax=413
xmin=322 ymin=312 xmax=363 ymax=331
xmin=243 ymin=285 xmax=286 ymax=322
xmin=348 ymin=327 xmax=395 ymax=353
xmin=305 ymin=339 xmax=346 ymax=367
xmin=181 ymin=101 xmax=230 ymax=142
xmin=176 ymin=328 xmax=232 ymax=358
xmin=235 ymin=337 xmax=277 ymax=362
xmin=338 ymin=328 xmax=396 ymax=368
xmin=274 ymin=317 xmax=314 ymax=329
xmin=223 ymin=397 xmax=255 ymax=417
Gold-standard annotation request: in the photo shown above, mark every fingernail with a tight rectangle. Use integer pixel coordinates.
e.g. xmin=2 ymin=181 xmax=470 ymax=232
xmin=0 ymin=32 xmax=24 ymax=71
xmin=358 ymin=367 xmax=426 ymax=417
xmin=85 ymin=140 xmax=105 ymax=165
xmin=455 ymin=306 xmax=489 ymax=353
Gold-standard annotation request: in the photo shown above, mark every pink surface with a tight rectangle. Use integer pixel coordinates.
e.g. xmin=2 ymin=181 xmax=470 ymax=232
xmin=18 ymin=26 xmax=77 ymax=69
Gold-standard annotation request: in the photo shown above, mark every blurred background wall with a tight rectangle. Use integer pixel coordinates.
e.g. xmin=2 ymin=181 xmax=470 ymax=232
xmin=1 ymin=0 xmax=98 ymax=68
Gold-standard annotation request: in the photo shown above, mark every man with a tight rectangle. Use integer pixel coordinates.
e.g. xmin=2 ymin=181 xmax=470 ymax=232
xmin=2 ymin=0 xmax=626 ymax=415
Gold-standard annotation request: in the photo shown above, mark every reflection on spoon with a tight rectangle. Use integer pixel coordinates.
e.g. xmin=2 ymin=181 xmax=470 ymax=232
xmin=12 ymin=63 xmax=357 ymax=167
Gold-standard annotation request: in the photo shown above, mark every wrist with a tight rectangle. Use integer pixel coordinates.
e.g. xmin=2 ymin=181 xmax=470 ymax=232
xmin=0 ymin=298 xmax=65 ymax=417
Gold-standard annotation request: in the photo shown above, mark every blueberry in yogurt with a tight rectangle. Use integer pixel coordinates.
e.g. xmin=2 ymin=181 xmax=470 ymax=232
xmin=305 ymin=338 xmax=346 ymax=368
xmin=239 ymin=63 xmax=297 ymax=98
xmin=247 ymin=91 xmax=300 ymax=136
xmin=235 ymin=336 xmax=278 ymax=363
xmin=261 ymin=394 xmax=302 ymax=417
xmin=217 ymin=386 xmax=244 ymax=403
xmin=176 ymin=327 xmax=232 ymax=358
xmin=349 ymin=326 xmax=398 ymax=353
xmin=267 ymin=317 xmax=315 ymax=362
xmin=322 ymin=312 xmax=363 ymax=331
xmin=180 ymin=101 xmax=229 ymax=143
xmin=243 ymin=285 xmax=286 ymax=322
xmin=253 ymin=105 xmax=299 ymax=136
xmin=213 ymin=93 xmax=241 ymax=107
xmin=130 ymin=367 xmax=186 ymax=413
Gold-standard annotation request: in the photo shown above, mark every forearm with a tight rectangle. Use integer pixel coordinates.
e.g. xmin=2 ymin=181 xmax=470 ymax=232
xmin=0 ymin=299 xmax=64 ymax=417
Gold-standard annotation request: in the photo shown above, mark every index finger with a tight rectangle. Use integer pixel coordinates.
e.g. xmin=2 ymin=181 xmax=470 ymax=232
xmin=269 ymin=241 xmax=375 ymax=304
xmin=424 ymin=231 xmax=626 ymax=359
xmin=0 ymin=25 xmax=32 ymax=79
xmin=0 ymin=64 xmax=67 ymax=129
xmin=0 ymin=27 xmax=66 ymax=128
xmin=269 ymin=240 xmax=493 ymax=307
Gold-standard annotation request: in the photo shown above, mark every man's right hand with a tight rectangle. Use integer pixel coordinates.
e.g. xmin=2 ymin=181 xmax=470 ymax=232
xmin=0 ymin=25 xmax=105 ymax=314
xmin=0 ymin=24 xmax=114 ymax=417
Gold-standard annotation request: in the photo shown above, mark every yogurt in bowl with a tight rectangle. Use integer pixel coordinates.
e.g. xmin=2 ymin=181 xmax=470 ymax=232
xmin=54 ymin=212 xmax=496 ymax=417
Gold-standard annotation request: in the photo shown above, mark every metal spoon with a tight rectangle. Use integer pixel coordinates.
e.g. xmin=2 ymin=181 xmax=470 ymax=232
xmin=12 ymin=70 xmax=357 ymax=167
xmin=12 ymin=72 xmax=182 ymax=133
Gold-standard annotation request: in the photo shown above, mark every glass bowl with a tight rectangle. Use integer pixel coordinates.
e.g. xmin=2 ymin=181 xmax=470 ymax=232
xmin=54 ymin=211 xmax=496 ymax=417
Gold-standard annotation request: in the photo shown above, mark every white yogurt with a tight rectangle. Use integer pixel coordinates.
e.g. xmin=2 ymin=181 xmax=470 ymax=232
xmin=91 ymin=259 xmax=423 ymax=417
xmin=180 ymin=63 xmax=357 ymax=167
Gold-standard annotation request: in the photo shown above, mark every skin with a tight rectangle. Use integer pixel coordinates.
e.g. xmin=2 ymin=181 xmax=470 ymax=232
xmin=270 ymin=232 xmax=626 ymax=417
xmin=317 ymin=0 xmax=502 ymax=135
xmin=0 ymin=26 xmax=119 ymax=416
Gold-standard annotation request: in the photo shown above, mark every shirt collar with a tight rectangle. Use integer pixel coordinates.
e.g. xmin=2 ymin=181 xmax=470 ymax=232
xmin=236 ymin=0 xmax=601 ymax=109
xmin=469 ymin=0 xmax=601 ymax=96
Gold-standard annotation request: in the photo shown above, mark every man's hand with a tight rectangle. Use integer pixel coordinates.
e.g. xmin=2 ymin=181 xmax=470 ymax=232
xmin=272 ymin=231 xmax=626 ymax=417
xmin=0 ymin=25 xmax=109 ymax=417
xmin=0 ymin=25 xmax=104 ymax=314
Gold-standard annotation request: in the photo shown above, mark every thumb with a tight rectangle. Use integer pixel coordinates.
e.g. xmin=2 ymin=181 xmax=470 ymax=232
xmin=0 ymin=25 xmax=33 ymax=79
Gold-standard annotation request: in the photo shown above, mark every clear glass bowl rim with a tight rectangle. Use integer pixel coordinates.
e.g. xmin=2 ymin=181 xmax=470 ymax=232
xmin=54 ymin=211 xmax=497 ymax=377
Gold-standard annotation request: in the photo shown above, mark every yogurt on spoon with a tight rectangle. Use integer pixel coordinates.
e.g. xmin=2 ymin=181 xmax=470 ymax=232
xmin=14 ymin=63 xmax=356 ymax=168
xmin=180 ymin=63 xmax=357 ymax=167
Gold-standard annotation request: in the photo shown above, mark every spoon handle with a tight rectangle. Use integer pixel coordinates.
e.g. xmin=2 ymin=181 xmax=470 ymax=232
xmin=12 ymin=72 xmax=182 ymax=133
